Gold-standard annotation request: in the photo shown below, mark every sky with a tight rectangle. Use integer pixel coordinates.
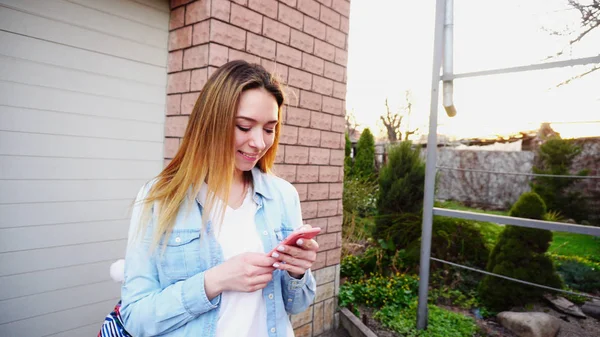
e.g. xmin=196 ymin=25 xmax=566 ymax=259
xmin=345 ymin=0 xmax=600 ymax=140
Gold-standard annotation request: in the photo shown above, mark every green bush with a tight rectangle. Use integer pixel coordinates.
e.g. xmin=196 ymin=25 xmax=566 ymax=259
xmin=353 ymin=128 xmax=376 ymax=179
xmin=374 ymin=301 xmax=478 ymax=337
xmin=374 ymin=141 xmax=425 ymax=243
xmin=550 ymin=254 xmax=600 ymax=293
xmin=531 ymin=138 xmax=589 ymax=222
xmin=344 ymin=132 xmax=353 ymax=177
xmin=338 ymin=273 xmax=420 ymax=309
xmin=343 ymin=176 xmax=378 ymax=217
xmin=479 ymin=192 xmax=563 ymax=311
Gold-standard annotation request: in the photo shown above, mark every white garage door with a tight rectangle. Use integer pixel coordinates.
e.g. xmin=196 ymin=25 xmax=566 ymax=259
xmin=0 ymin=0 xmax=169 ymax=336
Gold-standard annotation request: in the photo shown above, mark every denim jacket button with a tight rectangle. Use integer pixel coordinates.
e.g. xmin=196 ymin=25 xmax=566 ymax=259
xmin=263 ymin=230 xmax=268 ymax=236
xmin=270 ymin=328 xmax=276 ymax=333
xmin=268 ymin=293 xmax=274 ymax=299
xmin=175 ymin=237 xmax=181 ymax=243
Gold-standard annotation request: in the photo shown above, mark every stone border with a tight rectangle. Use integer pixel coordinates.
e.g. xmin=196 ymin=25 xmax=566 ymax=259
xmin=339 ymin=308 xmax=378 ymax=337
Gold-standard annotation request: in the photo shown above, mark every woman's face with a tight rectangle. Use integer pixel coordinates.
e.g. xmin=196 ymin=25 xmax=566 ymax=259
xmin=234 ymin=88 xmax=279 ymax=173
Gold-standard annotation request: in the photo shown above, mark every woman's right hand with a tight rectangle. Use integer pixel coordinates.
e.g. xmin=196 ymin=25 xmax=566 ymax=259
xmin=204 ymin=252 xmax=277 ymax=299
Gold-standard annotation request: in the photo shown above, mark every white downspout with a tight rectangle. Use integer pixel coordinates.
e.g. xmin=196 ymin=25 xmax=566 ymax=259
xmin=443 ymin=0 xmax=457 ymax=117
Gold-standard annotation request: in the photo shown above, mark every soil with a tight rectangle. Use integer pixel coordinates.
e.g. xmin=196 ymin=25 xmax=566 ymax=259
xmin=350 ymin=303 xmax=600 ymax=337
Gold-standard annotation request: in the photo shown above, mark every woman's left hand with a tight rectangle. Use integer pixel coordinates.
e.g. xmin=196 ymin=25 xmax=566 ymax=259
xmin=271 ymin=225 xmax=320 ymax=278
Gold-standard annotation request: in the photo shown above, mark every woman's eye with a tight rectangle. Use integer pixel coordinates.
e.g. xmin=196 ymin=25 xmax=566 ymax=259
xmin=264 ymin=129 xmax=274 ymax=134
xmin=237 ymin=126 xmax=250 ymax=132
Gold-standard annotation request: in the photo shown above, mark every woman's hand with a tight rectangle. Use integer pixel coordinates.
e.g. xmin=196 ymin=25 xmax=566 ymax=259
xmin=270 ymin=225 xmax=320 ymax=278
xmin=204 ymin=252 xmax=277 ymax=299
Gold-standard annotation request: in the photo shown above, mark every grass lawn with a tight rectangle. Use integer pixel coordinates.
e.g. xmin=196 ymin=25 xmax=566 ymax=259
xmin=436 ymin=200 xmax=600 ymax=258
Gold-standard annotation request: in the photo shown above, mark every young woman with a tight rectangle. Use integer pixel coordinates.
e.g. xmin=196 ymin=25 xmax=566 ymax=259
xmin=120 ymin=60 xmax=319 ymax=337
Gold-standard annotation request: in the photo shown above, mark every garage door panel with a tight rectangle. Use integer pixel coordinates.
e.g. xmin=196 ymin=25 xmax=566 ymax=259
xmin=0 ymin=0 xmax=169 ymax=48
xmin=67 ymin=0 xmax=169 ymax=30
xmin=0 ymin=82 xmax=165 ymax=123
xmin=0 ymin=106 xmax=164 ymax=142
xmin=0 ymin=6 xmax=167 ymax=66
xmin=0 ymin=31 xmax=166 ymax=86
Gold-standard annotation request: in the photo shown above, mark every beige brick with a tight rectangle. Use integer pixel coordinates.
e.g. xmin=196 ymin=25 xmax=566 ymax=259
xmin=326 ymin=248 xmax=341 ymax=266
xmin=335 ymin=263 xmax=341 ymax=295
xmin=316 ymin=233 xmax=336 ymax=250
xmin=231 ymin=3 xmax=262 ymax=34
xmin=294 ymin=183 xmax=308 ymax=201
xmin=297 ymin=127 xmax=321 ymax=146
xmin=166 ymin=94 xmax=181 ymax=116
xmin=306 ymin=217 xmax=328 ymax=231
xmin=335 ymin=47 xmax=348 ymax=66
xmin=169 ymin=26 xmax=192 ymax=51
xmin=329 ymin=182 xmax=342 ymax=199
xmin=291 ymin=306 xmax=313 ymax=328
xmin=336 ymin=231 xmax=342 ymax=248
xmin=185 ymin=0 xmax=210 ymax=24
xmin=316 ymin=0 xmax=332 ymax=7
xmin=325 ymin=26 xmax=345 ymax=49
xmin=280 ymin=125 xmax=298 ymax=144
xmin=340 ymin=14 xmax=350 ymax=32
xmin=278 ymin=3 xmax=303 ymax=30
xmin=274 ymin=164 xmax=296 ymax=182
xmin=324 ymin=61 xmax=344 ymax=82
xmin=263 ymin=17 xmax=290 ymax=44
xmin=318 ymin=199 xmax=338 ymax=217
xmin=296 ymin=165 xmax=319 ymax=183
xmin=294 ymin=323 xmax=313 ymax=337
xmin=299 ymin=90 xmax=322 ymax=110
xmin=191 ymin=68 xmax=208 ymax=91
xmin=303 ymin=15 xmax=326 ymax=39
xmin=314 ymin=39 xmax=335 ymax=61
xmin=333 ymin=81 xmax=346 ymax=99
xmin=170 ymin=6 xmax=185 ymax=30
xmin=321 ymin=131 xmax=341 ymax=149
xmin=286 ymin=107 xmax=310 ymax=127
xmin=332 ymin=0 xmax=350 ymax=17
xmin=313 ymin=251 xmax=327 ymax=269
xmin=315 ymin=281 xmax=335 ymax=302
xmin=181 ymin=91 xmax=200 ymax=115
xmin=262 ymin=59 xmax=289 ymax=83
xmin=310 ymin=111 xmax=332 ymax=131
xmin=210 ymin=19 xmax=246 ymax=49
xmin=277 ymin=44 xmax=302 ymax=68
xmin=164 ymin=158 xmax=172 ymax=167
xmin=329 ymin=148 xmax=344 ymax=166
xmin=313 ymin=301 xmax=324 ymax=335
xmin=298 ymin=0 xmax=320 ymax=19
xmin=184 ymin=45 xmax=209 ymax=69
xmin=319 ymin=166 xmax=339 ymax=183
xmin=331 ymin=115 xmax=345 ymax=133
xmin=165 ymin=116 xmax=189 ymax=137
xmin=320 ymin=5 xmax=340 ymax=28
xmin=231 ymin=0 xmax=247 ymax=4
xmin=276 ymin=144 xmax=285 ymax=163
xmin=302 ymin=53 xmax=325 ymax=75
xmin=192 ymin=20 xmax=210 ymax=45
xmin=324 ymin=297 xmax=335 ymax=331
xmin=309 ymin=147 xmax=330 ymax=165
xmin=312 ymin=75 xmax=333 ymax=96
xmin=281 ymin=0 xmax=297 ymax=6
xmin=229 ymin=49 xmax=261 ymax=64
xmin=322 ymin=96 xmax=343 ymax=115
xmin=308 ymin=183 xmax=329 ymax=200
xmin=314 ymin=265 xmax=336 ymax=285
xmin=285 ymin=145 xmax=309 ymax=164
xmin=249 ymin=0 xmax=278 ymax=19
xmin=168 ymin=50 xmax=183 ymax=73
xmin=246 ymin=32 xmax=276 ymax=59
xmin=301 ymin=201 xmax=318 ymax=219
xmin=171 ymin=0 xmax=194 ymax=8
xmin=288 ymin=68 xmax=312 ymax=91
xmin=164 ymin=138 xmax=180 ymax=159
xmin=327 ymin=215 xmax=342 ymax=232
xmin=284 ymin=86 xmax=301 ymax=106
xmin=167 ymin=71 xmax=191 ymax=94
xmin=290 ymin=29 xmax=314 ymax=53
xmin=211 ymin=0 xmax=231 ymax=21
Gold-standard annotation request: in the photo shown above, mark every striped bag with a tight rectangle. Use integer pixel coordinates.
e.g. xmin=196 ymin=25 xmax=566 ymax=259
xmin=98 ymin=301 xmax=132 ymax=337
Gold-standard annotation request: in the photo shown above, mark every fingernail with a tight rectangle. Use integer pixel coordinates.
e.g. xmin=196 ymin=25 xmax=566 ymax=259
xmin=296 ymin=239 xmax=304 ymax=246
xmin=271 ymin=252 xmax=280 ymax=258
xmin=277 ymin=246 xmax=285 ymax=252
xmin=273 ymin=263 xmax=280 ymax=268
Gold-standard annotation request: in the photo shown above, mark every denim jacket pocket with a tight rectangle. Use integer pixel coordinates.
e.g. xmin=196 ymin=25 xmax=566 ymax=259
xmin=159 ymin=229 xmax=204 ymax=282
xmin=274 ymin=227 xmax=295 ymax=243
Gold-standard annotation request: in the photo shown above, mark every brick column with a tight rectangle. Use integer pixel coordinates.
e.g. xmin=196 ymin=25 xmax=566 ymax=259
xmin=166 ymin=1 xmax=350 ymax=335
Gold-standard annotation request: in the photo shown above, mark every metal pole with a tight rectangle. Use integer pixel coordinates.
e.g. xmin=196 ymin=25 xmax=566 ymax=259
xmin=416 ymin=0 xmax=446 ymax=330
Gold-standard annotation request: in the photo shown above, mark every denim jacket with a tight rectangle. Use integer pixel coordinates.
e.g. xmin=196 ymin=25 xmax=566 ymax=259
xmin=120 ymin=168 xmax=316 ymax=337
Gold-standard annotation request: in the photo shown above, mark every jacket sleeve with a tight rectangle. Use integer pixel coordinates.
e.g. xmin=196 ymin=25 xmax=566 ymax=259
xmin=279 ymin=187 xmax=317 ymax=314
xmin=120 ymin=185 xmax=220 ymax=337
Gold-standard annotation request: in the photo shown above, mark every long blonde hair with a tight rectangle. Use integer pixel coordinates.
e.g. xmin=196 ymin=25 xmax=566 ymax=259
xmin=141 ymin=60 xmax=284 ymax=248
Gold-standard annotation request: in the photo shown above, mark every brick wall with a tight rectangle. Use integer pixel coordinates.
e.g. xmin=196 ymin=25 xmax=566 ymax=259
xmin=165 ymin=0 xmax=350 ymax=335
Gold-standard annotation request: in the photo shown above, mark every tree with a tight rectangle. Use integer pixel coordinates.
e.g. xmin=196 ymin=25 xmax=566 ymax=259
xmin=380 ymin=91 xmax=418 ymax=143
xmin=353 ymin=128 xmax=376 ymax=179
xmin=345 ymin=109 xmax=361 ymax=140
xmin=344 ymin=132 xmax=353 ymax=177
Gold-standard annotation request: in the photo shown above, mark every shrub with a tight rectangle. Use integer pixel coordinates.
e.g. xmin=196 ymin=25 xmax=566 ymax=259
xmin=353 ymin=128 xmax=376 ymax=179
xmin=338 ymin=273 xmax=420 ymax=310
xmin=344 ymin=132 xmax=353 ymax=177
xmin=550 ymin=254 xmax=600 ymax=293
xmin=531 ymin=138 xmax=589 ymax=222
xmin=479 ymin=192 xmax=563 ymax=311
xmin=343 ymin=176 xmax=378 ymax=217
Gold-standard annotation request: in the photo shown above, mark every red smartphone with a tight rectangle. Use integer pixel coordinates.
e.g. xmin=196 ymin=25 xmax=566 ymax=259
xmin=267 ymin=227 xmax=322 ymax=256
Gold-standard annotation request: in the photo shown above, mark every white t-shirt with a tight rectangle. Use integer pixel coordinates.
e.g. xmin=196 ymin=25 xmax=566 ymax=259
xmin=199 ymin=184 xmax=294 ymax=337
